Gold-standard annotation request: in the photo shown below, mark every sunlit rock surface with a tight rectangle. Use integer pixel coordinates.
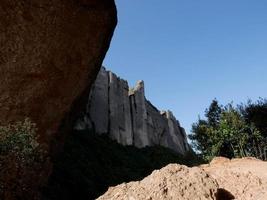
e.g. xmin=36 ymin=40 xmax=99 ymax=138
xmin=75 ymin=67 xmax=190 ymax=154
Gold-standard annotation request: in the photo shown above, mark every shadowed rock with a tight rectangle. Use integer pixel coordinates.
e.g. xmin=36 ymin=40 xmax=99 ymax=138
xmin=0 ymin=2 xmax=117 ymax=199
xmin=0 ymin=0 xmax=117 ymax=145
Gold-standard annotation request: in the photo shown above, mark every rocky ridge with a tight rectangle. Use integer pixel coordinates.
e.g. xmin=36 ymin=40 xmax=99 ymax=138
xmin=75 ymin=67 xmax=190 ymax=154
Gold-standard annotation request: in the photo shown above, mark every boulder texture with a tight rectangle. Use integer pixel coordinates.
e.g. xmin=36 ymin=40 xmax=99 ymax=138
xmin=0 ymin=0 xmax=117 ymax=143
xmin=75 ymin=67 xmax=190 ymax=154
xmin=1 ymin=1 xmax=117 ymax=199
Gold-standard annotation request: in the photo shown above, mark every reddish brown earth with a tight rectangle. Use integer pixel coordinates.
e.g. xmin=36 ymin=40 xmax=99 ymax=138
xmin=0 ymin=0 xmax=117 ymax=145
xmin=98 ymin=157 xmax=267 ymax=200
xmin=202 ymin=157 xmax=267 ymax=200
xmin=0 ymin=1 xmax=117 ymax=199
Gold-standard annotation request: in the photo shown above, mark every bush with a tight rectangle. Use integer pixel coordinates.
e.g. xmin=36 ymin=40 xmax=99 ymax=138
xmin=0 ymin=119 xmax=49 ymax=200
xmin=189 ymin=99 xmax=267 ymax=161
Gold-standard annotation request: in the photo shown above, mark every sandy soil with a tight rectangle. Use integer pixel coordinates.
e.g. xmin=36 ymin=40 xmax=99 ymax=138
xmin=98 ymin=157 xmax=267 ymax=200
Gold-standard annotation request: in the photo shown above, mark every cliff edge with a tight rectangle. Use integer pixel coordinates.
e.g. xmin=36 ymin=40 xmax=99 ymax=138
xmin=75 ymin=67 xmax=190 ymax=155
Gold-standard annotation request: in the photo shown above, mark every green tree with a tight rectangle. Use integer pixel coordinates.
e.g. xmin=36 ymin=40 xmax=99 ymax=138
xmin=214 ymin=105 xmax=249 ymax=158
xmin=189 ymin=100 xmax=266 ymax=161
xmin=189 ymin=99 xmax=223 ymax=160
xmin=205 ymin=99 xmax=222 ymax=127
xmin=240 ymin=98 xmax=267 ymax=137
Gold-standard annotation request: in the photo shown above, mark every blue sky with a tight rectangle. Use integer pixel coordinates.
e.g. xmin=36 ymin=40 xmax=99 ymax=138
xmin=103 ymin=0 xmax=267 ymax=134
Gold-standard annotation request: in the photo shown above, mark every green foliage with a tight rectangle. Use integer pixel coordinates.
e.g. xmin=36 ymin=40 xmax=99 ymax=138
xmin=0 ymin=119 xmax=44 ymax=163
xmin=205 ymin=99 xmax=222 ymax=127
xmin=189 ymin=99 xmax=267 ymax=161
xmin=43 ymin=130 xmax=202 ymax=200
xmin=0 ymin=119 xmax=48 ymax=200
xmin=240 ymin=98 xmax=267 ymax=137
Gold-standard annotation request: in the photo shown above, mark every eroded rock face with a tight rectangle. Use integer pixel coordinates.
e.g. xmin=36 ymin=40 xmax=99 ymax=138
xmin=75 ymin=67 xmax=190 ymax=154
xmin=109 ymin=71 xmax=133 ymax=145
xmin=0 ymin=0 xmax=117 ymax=143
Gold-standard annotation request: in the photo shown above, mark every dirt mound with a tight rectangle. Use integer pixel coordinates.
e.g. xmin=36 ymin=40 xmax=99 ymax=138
xmin=98 ymin=157 xmax=267 ymax=200
xmin=202 ymin=157 xmax=267 ymax=200
xmin=98 ymin=164 xmax=223 ymax=200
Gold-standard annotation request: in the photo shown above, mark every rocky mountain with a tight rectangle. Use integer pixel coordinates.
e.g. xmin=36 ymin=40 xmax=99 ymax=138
xmin=75 ymin=67 xmax=190 ymax=155
xmin=98 ymin=157 xmax=267 ymax=200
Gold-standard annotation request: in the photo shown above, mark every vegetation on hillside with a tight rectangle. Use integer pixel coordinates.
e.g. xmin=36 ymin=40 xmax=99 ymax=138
xmin=0 ymin=119 xmax=49 ymax=200
xmin=43 ymin=130 xmax=201 ymax=200
xmin=189 ymin=99 xmax=267 ymax=161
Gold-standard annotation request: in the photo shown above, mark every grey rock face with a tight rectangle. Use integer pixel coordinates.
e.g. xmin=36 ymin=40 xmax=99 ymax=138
xmin=130 ymin=81 xmax=150 ymax=148
xmin=75 ymin=67 xmax=190 ymax=155
xmin=109 ymin=71 xmax=133 ymax=145
xmin=165 ymin=111 xmax=190 ymax=153
xmin=88 ymin=67 xmax=110 ymax=134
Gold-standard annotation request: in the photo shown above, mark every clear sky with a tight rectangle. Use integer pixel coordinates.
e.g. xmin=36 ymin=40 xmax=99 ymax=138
xmin=103 ymin=0 xmax=267 ymax=135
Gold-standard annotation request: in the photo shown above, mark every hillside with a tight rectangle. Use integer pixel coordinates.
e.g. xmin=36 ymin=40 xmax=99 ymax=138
xmin=43 ymin=130 xmax=200 ymax=200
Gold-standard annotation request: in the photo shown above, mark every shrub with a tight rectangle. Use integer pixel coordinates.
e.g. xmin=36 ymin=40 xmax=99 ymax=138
xmin=0 ymin=119 xmax=49 ymax=200
xmin=189 ymin=99 xmax=267 ymax=161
